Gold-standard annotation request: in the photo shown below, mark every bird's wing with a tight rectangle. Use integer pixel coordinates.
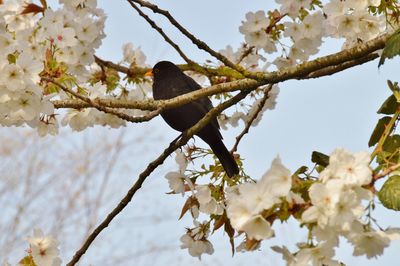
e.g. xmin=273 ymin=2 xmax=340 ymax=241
xmin=183 ymin=74 xmax=221 ymax=132
xmin=183 ymin=75 xmax=214 ymax=109
xmin=183 ymin=73 xmax=202 ymax=92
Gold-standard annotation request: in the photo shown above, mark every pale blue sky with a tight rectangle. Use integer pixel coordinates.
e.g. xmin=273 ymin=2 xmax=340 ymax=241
xmin=45 ymin=0 xmax=400 ymax=265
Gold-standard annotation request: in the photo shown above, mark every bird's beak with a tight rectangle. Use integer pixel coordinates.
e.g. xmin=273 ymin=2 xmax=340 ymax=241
xmin=144 ymin=70 xmax=153 ymax=77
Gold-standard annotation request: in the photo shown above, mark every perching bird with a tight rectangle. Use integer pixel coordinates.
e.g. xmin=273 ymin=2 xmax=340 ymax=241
xmin=146 ymin=61 xmax=239 ymax=177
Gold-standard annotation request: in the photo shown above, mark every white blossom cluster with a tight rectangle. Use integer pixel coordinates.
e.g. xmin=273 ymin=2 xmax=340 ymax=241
xmin=0 ymin=0 xmax=153 ymax=135
xmin=58 ymin=41 xmax=152 ymax=132
xmin=0 ymin=0 xmax=105 ymax=135
xmin=291 ymin=148 xmax=400 ymax=265
xmin=166 ymin=152 xmax=294 ymax=258
xmin=323 ymin=0 xmax=384 ymax=48
xmin=235 ymin=0 xmax=386 ymax=70
xmin=239 ymin=11 xmax=277 ymax=54
xmin=165 ymin=151 xmax=223 ymax=258
xmin=219 ymin=44 xmax=268 ymax=71
xmin=226 ymin=156 xmax=294 ymax=241
xmin=26 ymin=228 xmax=61 ymax=266
xmin=180 ymin=221 xmax=214 ymax=259
xmin=0 ymin=0 xmax=107 ymax=134
xmin=167 ymin=147 xmax=400 ymax=264
xmin=165 ymin=150 xmax=189 ymax=194
xmin=122 ymin=42 xmax=147 ymax=67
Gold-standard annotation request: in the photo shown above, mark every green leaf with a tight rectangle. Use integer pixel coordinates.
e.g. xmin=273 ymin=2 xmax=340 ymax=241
xmin=294 ymin=166 xmax=308 ymax=175
xmin=378 ymin=175 xmax=400 ymax=211
xmin=378 ymin=95 xmax=399 ymax=114
xmin=379 ymin=30 xmax=400 ymax=67
xmin=277 ymin=201 xmax=291 ymax=222
xmin=387 ymin=80 xmax=400 ymax=94
xmin=291 ymin=179 xmax=314 ymax=202
xmin=8 ymin=53 xmax=17 ymax=64
xmin=387 ymin=81 xmax=400 ymax=102
xmin=381 ymin=135 xmax=400 ymax=164
xmin=311 ymin=151 xmax=329 ymax=167
xmin=368 ymin=116 xmax=392 ymax=147
xmin=383 ymin=134 xmax=400 ymax=153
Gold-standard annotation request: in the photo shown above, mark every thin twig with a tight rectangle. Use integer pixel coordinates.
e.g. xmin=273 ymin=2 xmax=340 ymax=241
xmin=236 ymin=46 xmax=255 ymax=65
xmin=129 ymin=0 xmax=251 ymax=77
xmin=43 ymin=78 xmax=161 ymax=123
xmin=94 ymin=55 xmax=147 ymax=78
xmin=231 ymin=85 xmax=273 ymax=153
xmin=94 ymin=55 xmax=244 ymax=79
xmin=373 ymin=163 xmax=400 ymax=181
xmin=370 ymin=108 xmax=400 ymax=160
xmin=66 ymin=87 xmax=254 ymax=266
xmin=126 ymin=0 xmax=193 ymax=64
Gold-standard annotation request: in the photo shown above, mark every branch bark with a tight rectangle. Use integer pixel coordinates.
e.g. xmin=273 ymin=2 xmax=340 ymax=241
xmin=373 ymin=163 xmax=400 ymax=182
xmin=43 ymin=78 xmax=161 ymax=123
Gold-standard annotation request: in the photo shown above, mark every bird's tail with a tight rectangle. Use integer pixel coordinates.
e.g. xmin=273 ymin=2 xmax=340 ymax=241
xmin=208 ymin=139 xmax=239 ymax=177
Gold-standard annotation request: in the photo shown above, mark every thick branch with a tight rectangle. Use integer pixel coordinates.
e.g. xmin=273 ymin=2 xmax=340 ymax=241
xmin=53 ymin=78 xmax=258 ymax=111
xmin=55 ymin=34 xmax=388 ymax=113
xmin=301 ymin=53 xmax=379 ymax=79
xmin=66 ymin=87 xmax=254 ymax=266
xmin=43 ymin=78 xmax=161 ymax=123
xmin=256 ymin=34 xmax=389 ymax=82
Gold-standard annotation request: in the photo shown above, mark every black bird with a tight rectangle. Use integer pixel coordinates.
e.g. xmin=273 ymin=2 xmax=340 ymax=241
xmin=146 ymin=61 xmax=239 ymax=177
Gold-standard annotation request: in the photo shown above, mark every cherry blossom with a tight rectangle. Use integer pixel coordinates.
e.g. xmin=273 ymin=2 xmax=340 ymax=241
xmin=27 ymin=228 xmax=61 ymax=266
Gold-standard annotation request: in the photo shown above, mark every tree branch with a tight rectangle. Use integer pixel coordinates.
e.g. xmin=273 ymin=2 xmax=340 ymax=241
xmin=256 ymin=34 xmax=389 ymax=82
xmin=66 ymin=87 xmax=255 ymax=266
xmin=52 ymin=78 xmax=258 ymax=111
xmin=126 ymin=0 xmax=194 ymax=65
xmin=54 ymin=33 xmax=388 ymax=114
xmin=301 ymin=53 xmax=379 ymax=79
xmin=94 ymin=55 xmax=148 ymax=78
xmin=231 ymin=85 xmax=273 ymax=153
xmin=94 ymin=55 xmax=245 ymax=81
xmin=43 ymin=78 xmax=161 ymax=123
xmin=373 ymin=163 xmax=400 ymax=182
